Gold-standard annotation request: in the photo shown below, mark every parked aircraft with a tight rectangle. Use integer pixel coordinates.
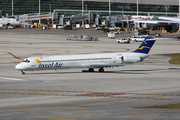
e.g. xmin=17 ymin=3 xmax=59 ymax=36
xmin=157 ymin=16 xmax=180 ymax=22
xmin=15 ymin=37 xmax=161 ymax=74
xmin=0 ymin=18 xmax=21 ymax=27
xmin=134 ymin=16 xmax=180 ymax=33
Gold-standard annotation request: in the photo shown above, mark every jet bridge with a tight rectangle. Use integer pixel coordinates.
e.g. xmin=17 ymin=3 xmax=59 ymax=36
xmin=59 ymin=14 xmax=89 ymax=26
xmin=95 ymin=15 xmax=106 ymax=26
xmin=19 ymin=13 xmax=52 ymax=22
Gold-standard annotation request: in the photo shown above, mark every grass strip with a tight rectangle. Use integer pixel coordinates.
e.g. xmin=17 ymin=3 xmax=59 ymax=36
xmin=135 ymin=103 xmax=180 ymax=109
xmin=157 ymin=53 xmax=180 ymax=65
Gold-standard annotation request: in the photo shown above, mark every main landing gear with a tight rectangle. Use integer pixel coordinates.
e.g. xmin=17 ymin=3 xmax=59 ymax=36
xmin=99 ymin=68 xmax=104 ymax=72
xmin=21 ymin=70 xmax=25 ymax=75
xmin=89 ymin=68 xmax=94 ymax=72
xmin=88 ymin=68 xmax=104 ymax=72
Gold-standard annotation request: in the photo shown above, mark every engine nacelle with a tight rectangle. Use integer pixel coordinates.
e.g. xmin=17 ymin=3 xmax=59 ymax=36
xmin=165 ymin=24 xmax=179 ymax=33
xmin=121 ymin=56 xmax=142 ymax=63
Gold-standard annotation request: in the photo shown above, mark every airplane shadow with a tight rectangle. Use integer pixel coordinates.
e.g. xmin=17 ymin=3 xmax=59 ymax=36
xmin=104 ymin=69 xmax=164 ymax=74
xmin=27 ymin=71 xmax=82 ymax=75
xmin=25 ymin=68 xmax=179 ymax=75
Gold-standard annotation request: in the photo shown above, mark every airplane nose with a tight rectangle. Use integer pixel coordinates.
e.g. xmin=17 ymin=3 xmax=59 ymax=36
xmin=15 ymin=64 xmax=24 ymax=70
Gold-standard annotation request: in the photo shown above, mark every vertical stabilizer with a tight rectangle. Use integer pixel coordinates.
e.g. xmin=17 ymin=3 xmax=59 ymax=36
xmin=133 ymin=37 xmax=156 ymax=54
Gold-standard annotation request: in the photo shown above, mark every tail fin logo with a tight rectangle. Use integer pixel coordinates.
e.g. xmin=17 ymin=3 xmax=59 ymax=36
xmin=133 ymin=37 xmax=156 ymax=54
xmin=138 ymin=46 xmax=151 ymax=50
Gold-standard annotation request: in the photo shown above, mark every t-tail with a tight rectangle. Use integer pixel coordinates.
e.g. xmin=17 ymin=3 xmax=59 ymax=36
xmin=133 ymin=37 xmax=156 ymax=54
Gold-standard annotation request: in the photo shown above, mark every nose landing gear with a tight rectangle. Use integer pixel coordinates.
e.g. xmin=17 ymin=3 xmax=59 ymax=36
xmin=21 ymin=71 xmax=25 ymax=75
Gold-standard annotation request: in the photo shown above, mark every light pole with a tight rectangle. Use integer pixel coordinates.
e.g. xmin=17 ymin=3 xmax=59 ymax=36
xmin=12 ymin=0 xmax=13 ymax=16
xmin=49 ymin=4 xmax=51 ymax=25
xmin=39 ymin=0 xmax=41 ymax=26
xmin=179 ymin=0 xmax=180 ymax=17
xmin=109 ymin=0 xmax=111 ymax=16
xmin=49 ymin=4 xmax=51 ymax=13
xmin=82 ymin=0 xmax=84 ymax=28
xmin=137 ymin=0 xmax=138 ymax=16
xmin=122 ymin=6 xmax=124 ymax=31
xmin=85 ymin=4 xmax=87 ymax=14
xmin=82 ymin=0 xmax=84 ymax=16
xmin=165 ymin=6 xmax=167 ymax=17
xmin=109 ymin=0 xmax=111 ymax=26
xmin=122 ymin=6 xmax=123 ymax=19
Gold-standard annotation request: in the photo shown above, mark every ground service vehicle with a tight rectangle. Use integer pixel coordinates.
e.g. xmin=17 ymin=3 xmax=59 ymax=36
xmin=116 ymin=38 xmax=130 ymax=44
xmin=130 ymin=36 xmax=146 ymax=42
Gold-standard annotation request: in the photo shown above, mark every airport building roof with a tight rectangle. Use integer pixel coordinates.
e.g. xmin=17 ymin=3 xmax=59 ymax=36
xmin=71 ymin=0 xmax=179 ymax=6
xmin=0 ymin=0 xmax=179 ymax=17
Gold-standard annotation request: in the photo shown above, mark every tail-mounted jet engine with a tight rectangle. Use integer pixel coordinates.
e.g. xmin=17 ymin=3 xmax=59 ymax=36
xmin=121 ymin=56 xmax=143 ymax=63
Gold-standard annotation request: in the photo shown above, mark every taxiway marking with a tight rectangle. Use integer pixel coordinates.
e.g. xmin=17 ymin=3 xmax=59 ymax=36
xmin=37 ymin=110 xmax=180 ymax=120
xmin=0 ymin=97 xmax=76 ymax=104
xmin=0 ymin=106 xmax=85 ymax=113
xmin=0 ymin=92 xmax=176 ymax=100
xmin=0 ymin=99 xmax=143 ymax=113
xmin=0 ymin=77 xmax=24 ymax=81
xmin=0 ymin=88 xmax=180 ymax=96
xmin=0 ymin=89 xmax=178 ymax=100
xmin=127 ymin=86 xmax=180 ymax=93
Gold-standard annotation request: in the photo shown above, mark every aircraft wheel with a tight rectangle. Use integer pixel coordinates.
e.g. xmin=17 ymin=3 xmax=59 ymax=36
xmin=21 ymin=71 xmax=25 ymax=75
xmin=89 ymin=68 xmax=94 ymax=72
xmin=99 ymin=68 xmax=104 ymax=72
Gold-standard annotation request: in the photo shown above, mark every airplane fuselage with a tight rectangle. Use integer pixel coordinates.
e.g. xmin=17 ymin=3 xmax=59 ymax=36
xmin=0 ymin=18 xmax=21 ymax=26
xmin=15 ymin=52 xmax=149 ymax=72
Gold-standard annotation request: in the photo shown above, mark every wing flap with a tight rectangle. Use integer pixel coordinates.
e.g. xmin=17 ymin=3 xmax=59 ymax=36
xmin=79 ymin=63 xmax=126 ymax=68
xmin=88 ymin=64 xmax=125 ymax=68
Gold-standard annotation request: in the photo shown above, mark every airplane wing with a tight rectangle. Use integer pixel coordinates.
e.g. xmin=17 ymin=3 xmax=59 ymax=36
xmin=134 ymin=20 xmax=159 ymax=24
xmin=79 ymin=63 xmax=127 ymax=68
xmin=89 ymin=64 xmax=125 ymax=68
xmin=157 ymin=21 xmax=180 ymax=24
xmin=134 ymin=20 xmax=180 ymax=24
xmin=157 ymin=17 xmax=180 ymax=22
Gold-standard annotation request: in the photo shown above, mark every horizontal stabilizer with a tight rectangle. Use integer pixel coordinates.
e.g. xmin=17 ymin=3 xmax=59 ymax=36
xmin=133 ymin=37 xmax=172 ymax=54
xmin=145 ymin=38 xmax=172 ymax=41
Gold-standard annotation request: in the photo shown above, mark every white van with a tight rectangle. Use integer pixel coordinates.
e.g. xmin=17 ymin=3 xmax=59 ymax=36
xmin=130 ymin=36 xmax=146 ymax=42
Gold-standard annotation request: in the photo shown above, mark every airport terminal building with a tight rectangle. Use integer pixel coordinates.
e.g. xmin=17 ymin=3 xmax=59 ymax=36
xmin=0 ymin=0 xmax=179 ymax=17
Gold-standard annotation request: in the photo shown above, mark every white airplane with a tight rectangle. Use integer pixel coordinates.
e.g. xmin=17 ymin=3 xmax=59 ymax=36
xmin=157 ymin=16 xmax=180 ymax=22
xmin=133 ymin=16 xmax=180 ymax=33
xmin=0 ymin=18 xmax=21 ymax=27
xmin=15 ymin=37 xmax=158 ymax=74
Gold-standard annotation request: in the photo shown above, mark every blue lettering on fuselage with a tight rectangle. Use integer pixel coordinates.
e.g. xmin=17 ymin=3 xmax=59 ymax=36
xmin=38 ymin=62 xmax=63 ymax=69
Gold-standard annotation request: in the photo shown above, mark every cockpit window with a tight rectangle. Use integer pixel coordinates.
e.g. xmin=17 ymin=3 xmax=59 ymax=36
xmin=22 ymin=59 xmax=30 ymax=63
